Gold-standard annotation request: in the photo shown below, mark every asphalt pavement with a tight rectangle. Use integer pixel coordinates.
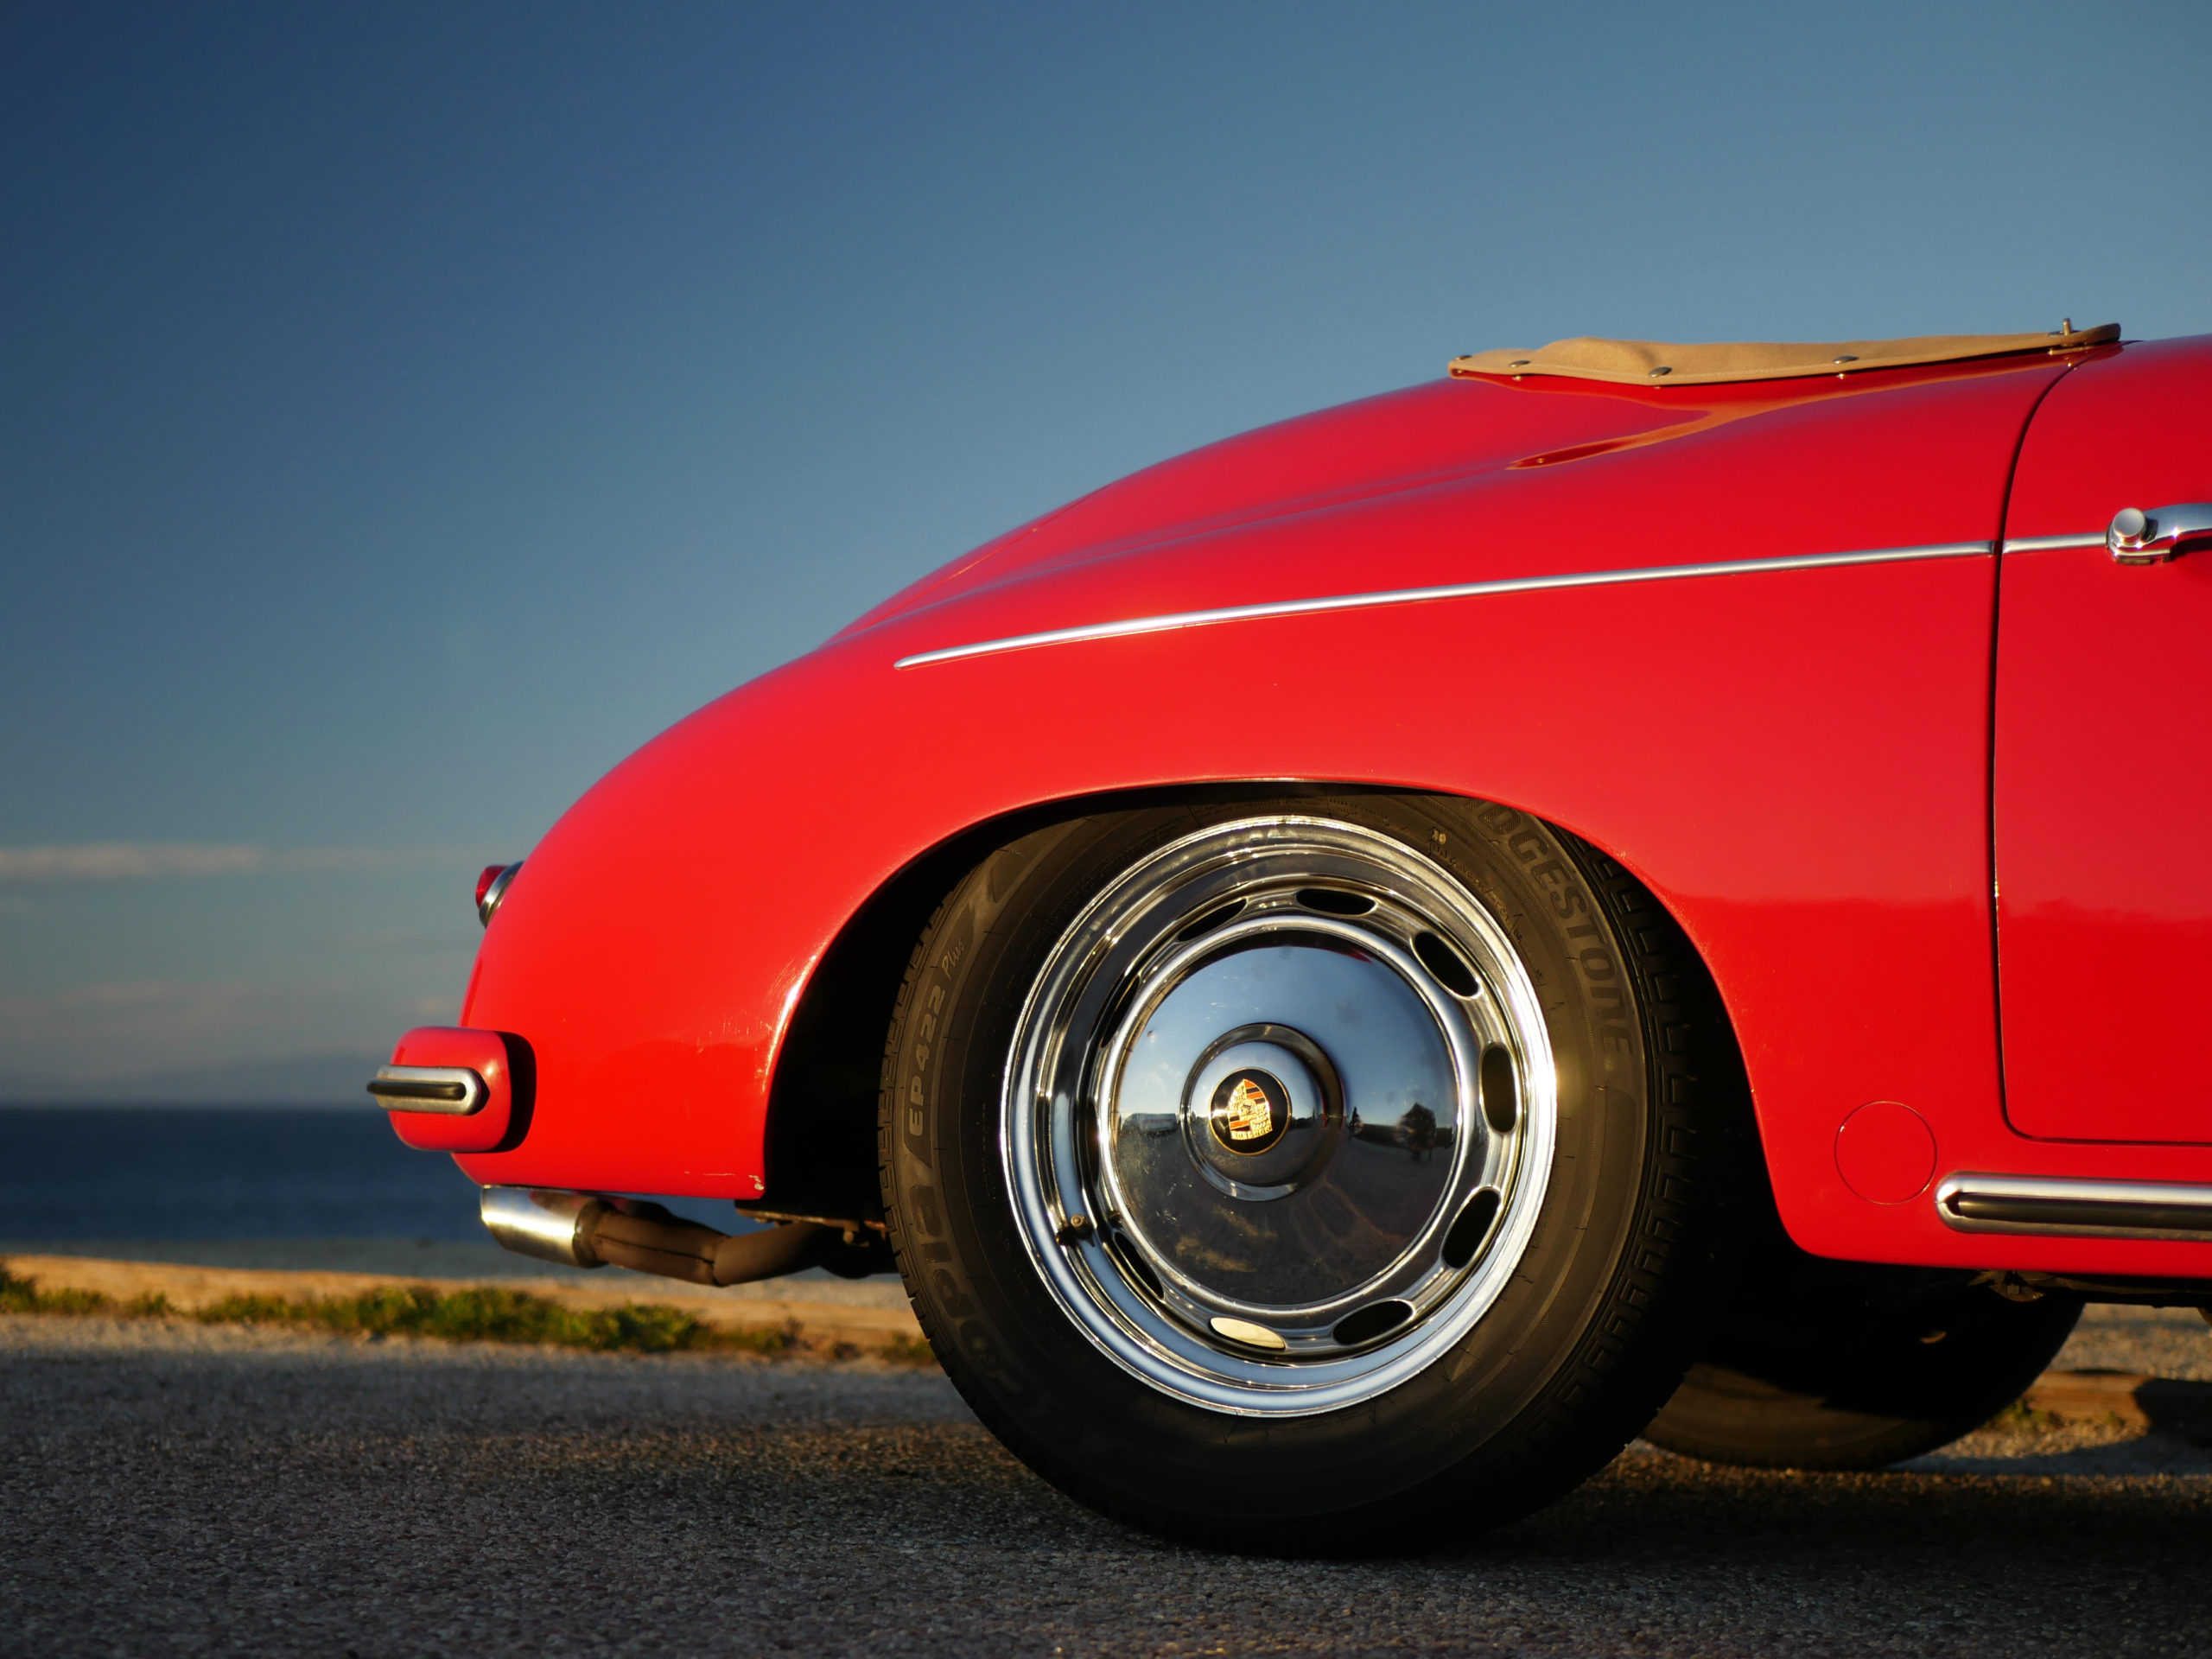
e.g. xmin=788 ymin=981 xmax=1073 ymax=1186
xmin=4 ymin=1307 xmax=2210 ymax=1657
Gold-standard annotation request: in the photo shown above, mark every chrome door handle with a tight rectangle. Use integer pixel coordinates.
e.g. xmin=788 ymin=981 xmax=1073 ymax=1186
xmin=2108 ymin=503 xmax=2212 ymax=565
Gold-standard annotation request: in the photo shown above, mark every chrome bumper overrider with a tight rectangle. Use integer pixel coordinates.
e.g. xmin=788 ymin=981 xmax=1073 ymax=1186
xmin=366 ymin=1064 xmax=486 ymax=1116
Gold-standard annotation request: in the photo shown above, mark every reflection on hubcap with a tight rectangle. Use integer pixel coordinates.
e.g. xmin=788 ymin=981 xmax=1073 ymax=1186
xmin=1001 ymin=817 xmax=1557 ymax=1417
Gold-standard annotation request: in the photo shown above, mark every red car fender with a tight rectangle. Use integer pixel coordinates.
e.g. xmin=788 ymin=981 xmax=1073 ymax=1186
xmin=450 ymin=341 xmax=2212 ymax=1279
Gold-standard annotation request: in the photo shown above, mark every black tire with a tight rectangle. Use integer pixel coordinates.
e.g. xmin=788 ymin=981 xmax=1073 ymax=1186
xmin=1643 ymin=1249 xmax=2083 ymax=1470
xmin=878 ymin=791 xmax=1746 ymax=1551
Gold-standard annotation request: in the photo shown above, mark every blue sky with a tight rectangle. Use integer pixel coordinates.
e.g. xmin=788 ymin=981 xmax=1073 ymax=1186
xmin=3 ymin=1 xmax=2208 ymax=1096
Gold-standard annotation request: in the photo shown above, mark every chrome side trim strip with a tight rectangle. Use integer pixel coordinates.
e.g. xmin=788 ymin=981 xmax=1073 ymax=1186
xmin=893 ymin=541 xmax=1993 ymax=670
xmin=1936 ymin=1173 xmax=2212 ymax=1241
xmin=2001 ymin=531 xmax=2104 ymax=553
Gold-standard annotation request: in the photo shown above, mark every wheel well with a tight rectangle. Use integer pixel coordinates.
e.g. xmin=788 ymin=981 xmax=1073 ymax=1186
xmin=746 ymin=781 xmax=1766 ymax=1230
xmin=738 ymin=820 xmax=980 ymax=1225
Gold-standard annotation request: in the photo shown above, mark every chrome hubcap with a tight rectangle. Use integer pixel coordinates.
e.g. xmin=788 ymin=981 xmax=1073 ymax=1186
xmin=1001 ymin=817 xmax=1556 ymax=1415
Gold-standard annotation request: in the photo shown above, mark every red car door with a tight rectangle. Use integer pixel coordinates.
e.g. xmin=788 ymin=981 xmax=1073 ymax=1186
xmin=1996 ymin=335 xmax=2212 ymax=1142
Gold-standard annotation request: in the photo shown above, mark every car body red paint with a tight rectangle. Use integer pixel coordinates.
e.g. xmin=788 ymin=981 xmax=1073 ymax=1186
xmin=399 ymin=334 xmax=2212 ymax=1282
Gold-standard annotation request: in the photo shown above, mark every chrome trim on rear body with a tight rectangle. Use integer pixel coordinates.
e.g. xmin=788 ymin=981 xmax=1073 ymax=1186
xmin=1936 ymin=1173 xmax=2212 ymax=1241
xmin=893 ymin=541 xmax=1993 ymax=669
xmin=366 ymin=1065 xmax=485 ymax=1116
xmin=2000 ymin=532 xmax=2105 ymax=553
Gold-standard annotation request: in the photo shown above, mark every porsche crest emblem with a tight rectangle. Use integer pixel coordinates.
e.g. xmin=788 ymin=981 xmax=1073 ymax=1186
xmin=1208 ymin=1069 xmax=1291 ymax=1155
xmin=1224 ymin=1077 xmax=1274 ymax=1142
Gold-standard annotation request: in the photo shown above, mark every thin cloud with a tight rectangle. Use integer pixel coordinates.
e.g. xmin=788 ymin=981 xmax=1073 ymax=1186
xmin=0 ymin=844 xmax=267 ymax=880
xmin=0 ymin=844 xmax=475 ymax=881
xmin=278 ymin=848 xmax=468 ymax=873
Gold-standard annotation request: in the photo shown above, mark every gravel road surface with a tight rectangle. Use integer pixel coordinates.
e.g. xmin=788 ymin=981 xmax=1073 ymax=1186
xmin=5 ymin=1307 xmax=2210 ymax=1657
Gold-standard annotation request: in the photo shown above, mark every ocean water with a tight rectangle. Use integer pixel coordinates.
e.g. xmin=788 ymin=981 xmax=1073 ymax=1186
xmin=1 ymin=1107 xmax=490 ymax=1240
xmin=0 ymin=1105 xmax=779 ymax=1282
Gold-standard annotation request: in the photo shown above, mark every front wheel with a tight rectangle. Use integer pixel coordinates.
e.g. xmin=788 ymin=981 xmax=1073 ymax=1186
xmin=880 ymin=793 xmax=1744 ymax=1550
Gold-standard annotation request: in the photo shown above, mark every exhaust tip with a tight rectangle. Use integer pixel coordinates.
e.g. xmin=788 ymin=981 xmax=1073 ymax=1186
xmin=481 ymin=1186 xmax=607 ymax=1268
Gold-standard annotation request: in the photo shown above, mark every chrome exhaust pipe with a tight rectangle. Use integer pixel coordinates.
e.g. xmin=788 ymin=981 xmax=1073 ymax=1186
xmin=480 ymin=1186 xmax=880 ymax=1286
xmin=481 ymin=1188 xmax=607 ymax=1267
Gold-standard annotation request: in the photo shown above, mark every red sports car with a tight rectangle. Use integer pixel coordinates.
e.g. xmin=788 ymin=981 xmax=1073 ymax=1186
xmin=372 ymin=321 xmax=2212 ymax=1549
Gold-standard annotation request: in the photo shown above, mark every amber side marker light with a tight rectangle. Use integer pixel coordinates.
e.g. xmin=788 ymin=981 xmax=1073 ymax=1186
xmin=476 ymin=861 xmax=522 ymax=927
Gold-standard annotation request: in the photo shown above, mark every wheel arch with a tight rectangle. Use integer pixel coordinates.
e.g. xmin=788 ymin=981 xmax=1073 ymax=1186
xmin=751 ymin=779 xmax=1768 ymax=1227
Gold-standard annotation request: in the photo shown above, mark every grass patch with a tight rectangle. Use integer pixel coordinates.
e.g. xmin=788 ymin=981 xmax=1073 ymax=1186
xmin=1 ymin=1268 xmax=115 ymax=1318
xmin=1 ymin=1263 xmax=927 ymax=1366
xmin=193 ymin=1284 xmax=734 ymax=1352
xmin=877 ymin=1332 xmax=938 ymax=1368
xmin=1987 ymin=1397 xmax=2070 ymax=1433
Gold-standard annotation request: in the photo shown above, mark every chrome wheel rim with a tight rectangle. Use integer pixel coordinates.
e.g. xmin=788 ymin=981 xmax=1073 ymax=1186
xmin=1001 ymin=816 xmax=1556 ymax=1416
